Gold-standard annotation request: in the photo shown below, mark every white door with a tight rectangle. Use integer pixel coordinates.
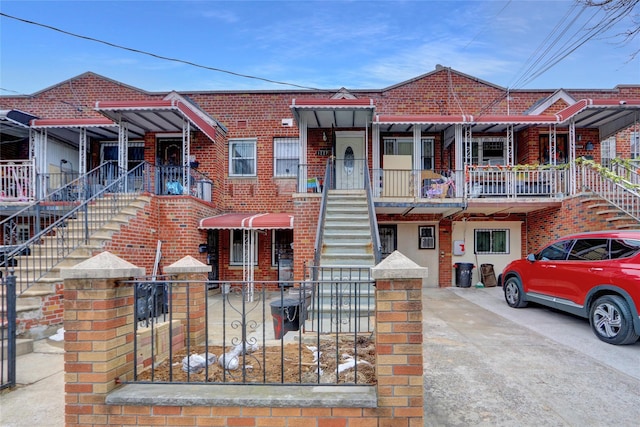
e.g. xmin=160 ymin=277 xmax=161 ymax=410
xmin=335 ymin=134 xmax=365 ymax=190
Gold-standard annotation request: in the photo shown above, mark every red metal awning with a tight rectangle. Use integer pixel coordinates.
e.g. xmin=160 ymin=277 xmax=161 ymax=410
xmin=95 ymin=94 xmax=225 ymax=142
xmin=290 ymin=98 xmax=375 ymax=128
xmin=199 ymin=213 xmax=294 ymax=230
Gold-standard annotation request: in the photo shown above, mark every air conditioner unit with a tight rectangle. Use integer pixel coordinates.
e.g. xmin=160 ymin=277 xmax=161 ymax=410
xmin=421 ymin=237 xmax=434 ymax=249
xmin=281 ymin=118 xmax=293 ymax=127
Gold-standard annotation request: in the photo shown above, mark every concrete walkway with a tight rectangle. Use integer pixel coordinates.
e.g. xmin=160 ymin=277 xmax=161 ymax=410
xmin=424 ymin=286 xmax=640 ymax=426
xmin=2 ymin=287 xmax=640 ymax=426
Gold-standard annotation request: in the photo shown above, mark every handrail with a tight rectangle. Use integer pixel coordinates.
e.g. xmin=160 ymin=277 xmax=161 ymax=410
xmin=1 ymin=162 xmax=149 ymax=294
xmin=312 ymin=158 xmax=333 ymax=280
xmin=578 ymin=163 xmax=640 ymax=222
xmin=364 ymin=165 xmax=382 ymax=264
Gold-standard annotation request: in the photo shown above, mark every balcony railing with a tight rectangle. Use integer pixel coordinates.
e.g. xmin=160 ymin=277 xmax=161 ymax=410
xmin=0 ymin=159 xmax=35 ymax=202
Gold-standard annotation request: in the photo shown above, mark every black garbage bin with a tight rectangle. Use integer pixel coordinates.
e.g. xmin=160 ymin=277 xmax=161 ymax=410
xmin=270 ymin=298 xmax=301 ymax=339
xmin=454 ymin=262 xmax=474 ymax=288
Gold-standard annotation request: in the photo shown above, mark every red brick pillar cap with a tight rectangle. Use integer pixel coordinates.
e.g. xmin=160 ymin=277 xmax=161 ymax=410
xmin=164 ymin=255 xmax=210 ymax=274
xmin=59 ymin=251 xmax=144 ymax=279
xmin=371 ymin=250 xmax=428 ymax=280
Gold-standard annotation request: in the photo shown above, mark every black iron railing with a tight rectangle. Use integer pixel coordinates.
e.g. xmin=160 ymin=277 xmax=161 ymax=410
xmin=125 ymin=277 xmax=375 ymax=386
xmin=0 ymin=271 xmax=17 ymax=390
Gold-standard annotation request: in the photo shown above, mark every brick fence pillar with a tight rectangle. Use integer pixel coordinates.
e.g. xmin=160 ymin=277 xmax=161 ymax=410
xmin=164 ymin=255 xmax=210 ymax=346
xmin=60 ymin=251 xmax=144 ymax=427
xmin=371 ymin=250 xmax=427 ymax=427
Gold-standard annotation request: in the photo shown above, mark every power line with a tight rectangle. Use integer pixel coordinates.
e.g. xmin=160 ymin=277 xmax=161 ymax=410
xmin=0 ymin=12 xmax=329 ymax=92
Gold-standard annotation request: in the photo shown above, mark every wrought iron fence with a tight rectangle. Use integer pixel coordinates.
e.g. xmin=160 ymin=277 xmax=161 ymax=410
xmin=124 ymin=276 xmax=375 ymax=386
xmin=1 ymin=271 xmax=17 ymax=390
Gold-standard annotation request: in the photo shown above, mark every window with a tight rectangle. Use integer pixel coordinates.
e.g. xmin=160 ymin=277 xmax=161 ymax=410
xmin=601 ymin=136 xmax=616 ymax=168
xmin=272 ymin=229 xmax=293 ymax=266
xmin=230 ymin=229 xmax=258 ymax=265
xmin=383 ymin=138 xmax=412 ymax=156
xmin=475 ymin=229 xmax=509 ymax=254
xmin=631 ymin=132 xmax=640 ymax=159
xmin=229 ymin=138 xmax=256 ymax=176
xmin=422 ymin=138 xmax=434 ymax=170
xmin=101 ymin=142 xmax=145 ymax=170
xmin=568 ymin=239 xmax=608 ymax=261
xmin=469 ymin=138 xmax=507 ymax=165
xmin=539 ymin=134 xmax=568 ymax=164
xmin=273 ymin=138 xmax=299 ymax=177
xmin=378 ymin=225 xmax=397 ymax=259
xmin=418 ymin=225 xmax=435 ymax=249
xmin=538 ymin=240 xmax=573 ymax=261
xmin=610 ymin=238 xmax=640 ymax=259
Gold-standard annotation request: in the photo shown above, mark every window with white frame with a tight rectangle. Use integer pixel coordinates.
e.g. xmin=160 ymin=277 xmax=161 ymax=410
xmin=422 ymin=138 xmax=434 ymax=170
xmin=273 ymin=138 xmax=299 ymax=177
xmin=229 ymin=138 xmax=256 ymax=176
xmin=271 ymin=229 xmax=293 ymax=266
xmin=383 ymin=138 xmax=413 ymax=156
xmin=475 ymin=229 xmax=509 ymax=254
xmin=230 ymin=229 xmax=258 ymax=265
xmin=601 ymin=136 xmax=616 ymax=168
xmin=632 ymin=132 xmax=640 ymax=159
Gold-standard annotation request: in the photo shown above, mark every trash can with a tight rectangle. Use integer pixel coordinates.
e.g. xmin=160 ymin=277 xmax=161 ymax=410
xmin=270 ymin=298 xmax=301 ymax=339
xmin=288 ymin=283 xmax=313 ymax=320
xmin=454 ymin=263 xmax=474 ymax=288
xmin=480 ymin=264 xmax=497 ymax=287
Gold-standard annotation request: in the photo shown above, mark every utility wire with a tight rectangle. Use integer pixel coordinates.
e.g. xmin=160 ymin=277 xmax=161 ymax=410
xmin=0 ymin=12 xmax=329 ymax=92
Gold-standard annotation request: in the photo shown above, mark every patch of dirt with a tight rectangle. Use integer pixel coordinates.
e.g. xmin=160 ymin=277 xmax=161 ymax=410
xmin=137 ymin=335 xmax=376 ymax=385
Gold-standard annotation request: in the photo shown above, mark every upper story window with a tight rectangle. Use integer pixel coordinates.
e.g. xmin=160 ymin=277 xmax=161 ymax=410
xmin=422 ymin=138 xmax=434 ymax=170
xmin=631 ymin=132 xmax=640 ymax=159
xmin=229 ymin=138 xmax=256 ymax=177
xmin=383 ymin=137 xmax=434 ymax=170
xmin=273 ymin=137 xmax=299 ymax=177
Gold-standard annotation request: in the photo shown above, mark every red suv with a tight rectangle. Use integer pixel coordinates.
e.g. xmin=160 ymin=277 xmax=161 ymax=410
xmin=502 ymin=230 xmax=640 ymax=345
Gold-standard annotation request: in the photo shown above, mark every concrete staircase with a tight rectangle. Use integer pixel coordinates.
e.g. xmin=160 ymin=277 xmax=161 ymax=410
xmin=3 ymin=193 xmax=151 ymax=340
xmin=307 ymin=190 xmax=376 ymax=333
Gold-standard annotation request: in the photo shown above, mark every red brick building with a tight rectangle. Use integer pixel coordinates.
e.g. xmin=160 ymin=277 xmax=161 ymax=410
xmin=2 ymin=66 xmax=639 ymax=292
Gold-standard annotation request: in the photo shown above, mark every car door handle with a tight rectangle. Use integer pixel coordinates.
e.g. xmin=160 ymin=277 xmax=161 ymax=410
xmin=589 ymin=267 xmax=604 ymax=272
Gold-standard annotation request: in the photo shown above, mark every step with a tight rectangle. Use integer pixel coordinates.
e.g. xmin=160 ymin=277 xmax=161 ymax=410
xmin=1 ymin=338 xmax=34 ymax=358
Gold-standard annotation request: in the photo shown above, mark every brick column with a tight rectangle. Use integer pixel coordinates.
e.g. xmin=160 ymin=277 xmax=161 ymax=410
xmin=371 ymin=251 xmax=427 ymax=427
xmin=164 ymin=255 xmax=210 ymax=346
xmin=60 ymin=251 xmax=144 ymax=427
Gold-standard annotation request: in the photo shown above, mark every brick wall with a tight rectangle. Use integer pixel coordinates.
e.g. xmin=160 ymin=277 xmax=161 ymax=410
xmin=61 ymin=252 xmax=425 ymax=427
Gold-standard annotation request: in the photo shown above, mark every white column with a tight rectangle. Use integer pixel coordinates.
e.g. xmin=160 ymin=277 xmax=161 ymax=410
xmin=298 ymin=117 xmax=308 ymax=192
xmin=372 ymin=123 xmax=380 ymax=197
xmin=182 ymin=119 xmax=190 ymax=195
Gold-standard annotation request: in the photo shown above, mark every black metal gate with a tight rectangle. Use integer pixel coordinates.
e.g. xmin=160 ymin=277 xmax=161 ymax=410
xmin=1 ymin=270 xmax=17 ymax=390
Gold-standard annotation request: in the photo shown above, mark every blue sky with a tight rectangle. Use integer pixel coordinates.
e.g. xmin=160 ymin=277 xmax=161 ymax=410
xmin=1 ymin=0 xmax=638 ymax=95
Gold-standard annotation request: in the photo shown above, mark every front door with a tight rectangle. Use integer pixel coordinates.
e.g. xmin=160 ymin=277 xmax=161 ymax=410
xmin=335 ymin=132 xmax=365 ymax=190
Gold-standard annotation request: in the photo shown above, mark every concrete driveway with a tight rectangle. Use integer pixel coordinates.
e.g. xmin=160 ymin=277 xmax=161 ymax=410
xmin=423 ymin=286 xmax=640 ymax=426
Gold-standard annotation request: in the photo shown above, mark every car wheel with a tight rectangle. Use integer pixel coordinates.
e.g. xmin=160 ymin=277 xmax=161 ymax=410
xmin=589 ymin=295 xmax=639 ymax=345
xmin=503 ymin=276 xmax=527 ymax=308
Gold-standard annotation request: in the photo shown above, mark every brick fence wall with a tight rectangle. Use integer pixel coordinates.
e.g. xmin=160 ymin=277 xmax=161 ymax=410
xmin=61 ymin=251 xmax=425 ymax=426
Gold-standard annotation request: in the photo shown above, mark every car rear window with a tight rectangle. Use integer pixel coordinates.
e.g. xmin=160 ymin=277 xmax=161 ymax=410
xmin=610 ymin=238 xmax=640 ymax=259
xmin=568 ymin=239 xmax=608 ymax=261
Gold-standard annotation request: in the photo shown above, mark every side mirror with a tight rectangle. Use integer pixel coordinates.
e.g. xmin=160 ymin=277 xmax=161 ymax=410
xmin=526 ymin=254 xmax=536 ymax=262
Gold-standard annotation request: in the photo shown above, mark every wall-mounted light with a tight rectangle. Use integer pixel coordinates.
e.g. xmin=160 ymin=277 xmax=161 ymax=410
xmin=585 ymin=141 xmax=594 ymax=151
xmin=322 ymin=132 xmax=328 ymax=142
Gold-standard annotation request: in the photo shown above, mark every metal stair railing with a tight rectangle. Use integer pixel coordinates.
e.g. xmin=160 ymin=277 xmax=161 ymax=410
xmin=364 ymin=165 xmax=382 ymax=264
xmin=578 ymin=163 xmax=640 ymax=223
xmin=1 ymin=162 xmax=150 ymax=294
